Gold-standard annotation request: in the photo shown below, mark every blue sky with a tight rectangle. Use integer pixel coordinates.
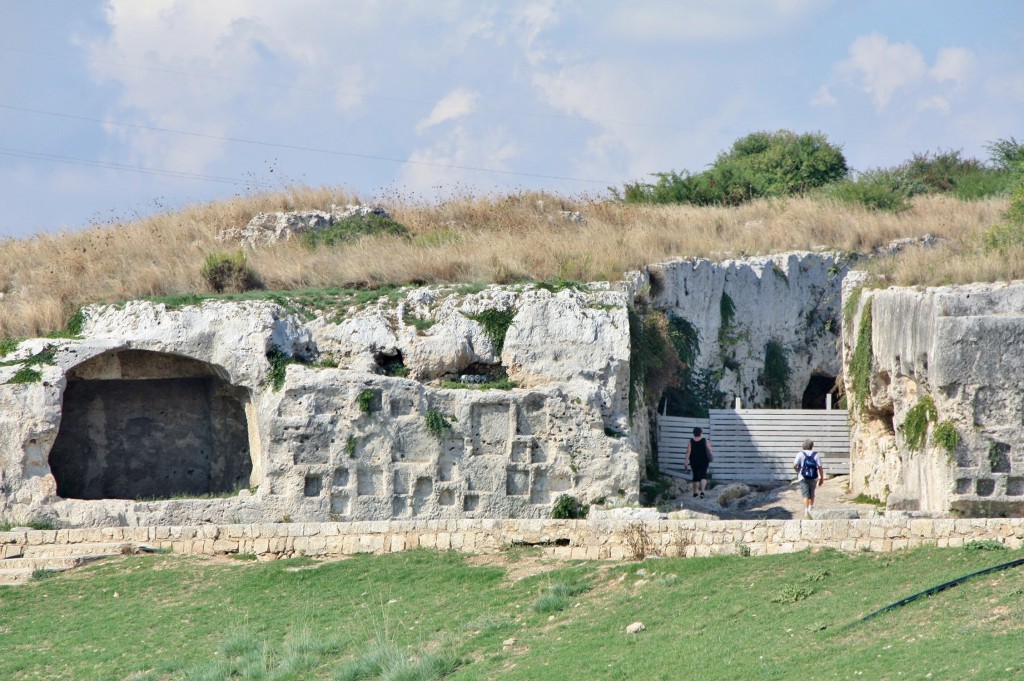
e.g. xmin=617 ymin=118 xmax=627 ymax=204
xmin=2 ymin=0 xmax=1022 ymax=237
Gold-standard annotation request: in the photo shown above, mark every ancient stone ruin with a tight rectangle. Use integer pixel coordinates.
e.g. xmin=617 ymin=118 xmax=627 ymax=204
xmin=3 ymin=248 xmax=1023 ymax=527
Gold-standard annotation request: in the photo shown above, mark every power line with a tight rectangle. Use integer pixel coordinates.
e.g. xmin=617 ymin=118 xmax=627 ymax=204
xmin=0 ymin=45 xmax=729 ymax=134
xmin=0 ymin=104 xmax=616 ymax=184
xmin=0 ymin=146 xmax=273 ymax=188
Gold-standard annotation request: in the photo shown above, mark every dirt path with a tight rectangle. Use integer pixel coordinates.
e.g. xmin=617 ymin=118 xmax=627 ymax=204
xmin=665 ymin=474 xmax=882 ymax=519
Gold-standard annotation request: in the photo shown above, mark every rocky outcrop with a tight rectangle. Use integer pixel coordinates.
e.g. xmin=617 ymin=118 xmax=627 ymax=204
xmin=0 ymin=284 xmax=639 ymax=527
xmin=843 ymin=280 xmax=1024 ymax=515
xmin=217 ymin=205 xmax=394 ymax=248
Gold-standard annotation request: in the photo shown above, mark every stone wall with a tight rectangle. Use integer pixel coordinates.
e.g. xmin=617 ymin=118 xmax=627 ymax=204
xmin=843 ymin=280 xmax=1024 ymax=515
xmin=4 ymin=517 xmax=1022 ymax=562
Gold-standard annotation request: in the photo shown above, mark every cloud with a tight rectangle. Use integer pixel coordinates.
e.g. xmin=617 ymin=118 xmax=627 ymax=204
xmin=514 ymin=1 xmax=561 ymax=65
xmin=602 ymin=0 xmax=828 ymax=42
xmin=836 ymin=33 xmax=927 ymax=110
xmin=415 ymin=88 xmax=480 ymax=133
xmin=399 ymin=124 xmax=519 ymax=193
xmin=930 ymin=47 xmax=975 ymax=87
xmin=810 ymin=86 xmax=837 ymax=108
xmin=918 ymin=96 xmax=950 ymax=114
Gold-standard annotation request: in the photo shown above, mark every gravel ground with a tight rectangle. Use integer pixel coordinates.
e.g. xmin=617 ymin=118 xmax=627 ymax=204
xmin=659 ymin=474 xmax=884 ymax=520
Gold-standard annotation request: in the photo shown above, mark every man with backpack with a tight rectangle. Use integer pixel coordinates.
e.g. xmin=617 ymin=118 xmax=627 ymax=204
xmin=793 ymin=439 xmax=825 ymax=518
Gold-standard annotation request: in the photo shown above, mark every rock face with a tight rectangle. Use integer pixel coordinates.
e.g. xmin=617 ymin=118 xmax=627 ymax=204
xmin=0 ymin=285 xmax=639 ymax=527
xmin=842 ymin=280 xmax=1024 ymax=515
xmin=218 ymin=205 xmax=394 ymax=248
xmin=647 ymin=252 xmax=851 ymax=410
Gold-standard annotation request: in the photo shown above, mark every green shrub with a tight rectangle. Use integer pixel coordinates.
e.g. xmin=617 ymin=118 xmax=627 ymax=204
xmin=7 ymin=366 xmax=42 ymax=384
xmin=200 ymin=250 xmax=262 ymax=293
xmin=628 ymin=307 xmax=682 ymax=415
xmin=356 ymin=389 xmax=376 ymax=415
xmin=963 ymin=539 xmax=1007 ymax=551
xmin=986 ymin=137 xmax=1024 ymax=172
xmin=301 ymin=213 xmax=409 ymax=248
xmin=46 ymin=308 xmax=86 ymax=339
xmin=462 ymin=308 xmax=516 ymax=355
xmin=440 ymin=378 xmax=517 ymax=391
xmin=618 ymin=130 xmax=847 ymax=206
xmin=903 ymin=396 xmax=938 ymax=452
xmin=933 ymin=419 xmax=960 ymax=457
xmin=0 ymin=338 xmax=17 ymax=358
xmin=551 ymin=494 xmax=589 ymax=519
xmin=424 ymin=409 xmax=454 ymax=439
xmin=826 ymin=169 xmax=918 ymax=212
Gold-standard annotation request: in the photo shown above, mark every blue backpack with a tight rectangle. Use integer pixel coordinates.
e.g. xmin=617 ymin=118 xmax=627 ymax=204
xmin=800 ymin=452 xmax=820 ymax=479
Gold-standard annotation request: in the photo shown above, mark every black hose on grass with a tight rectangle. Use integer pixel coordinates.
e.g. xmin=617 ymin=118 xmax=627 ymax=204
xmin=854 ymin=555 xmax=1024 ymax=625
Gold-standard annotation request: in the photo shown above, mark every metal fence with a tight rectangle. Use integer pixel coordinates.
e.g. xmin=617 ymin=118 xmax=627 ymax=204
xmin=657 ymin=408 xmax=850 ymax=482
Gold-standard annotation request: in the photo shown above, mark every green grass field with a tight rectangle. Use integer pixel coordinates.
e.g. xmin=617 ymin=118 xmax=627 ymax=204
xmin=2 ymin=546 xmax=1023 ymax=680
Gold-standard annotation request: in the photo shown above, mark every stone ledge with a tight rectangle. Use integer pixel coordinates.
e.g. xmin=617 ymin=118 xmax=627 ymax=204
xmin=2 ymin=517 xmax=1023 ymax=562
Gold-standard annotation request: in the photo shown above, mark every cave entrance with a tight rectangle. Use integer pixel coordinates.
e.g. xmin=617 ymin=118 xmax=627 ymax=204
xmin=48 ymin=350 xmax=252 ymax=500
xmin=801 ymin=374 xmax=838 ymax=410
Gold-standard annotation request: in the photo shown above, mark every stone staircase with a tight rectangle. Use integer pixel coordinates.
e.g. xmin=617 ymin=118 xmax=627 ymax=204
xmin=0 ymin=536 xmax=137 ymax=585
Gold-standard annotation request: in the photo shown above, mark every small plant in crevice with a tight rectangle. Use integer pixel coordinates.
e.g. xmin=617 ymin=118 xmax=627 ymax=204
xmin=200 ymin=250 xmax=262 ymax=293
xmin=627 ymin=305 xmax=681 ymax=416
xmin=842 ymin=285 xmax=864 ymax=329
xmin=6 ymin=366 xmax=42 ymax=384
xmin=46 ymin=308 xmax=86 ymax=339
xmin=345 ymin=435 xmax=357 ymax=458
xmin=404 ymin=312 xmax=435 ymax=333
xmin=933 ymin=419 xmax=960 ymax=459
xmin=760 ymin=339 xmax=792 ymax=408
xmin=849 ymin=298 xmax=874 ymax=413
xmin=902 ymin=396 xmax=938 ymax=452
xmin=462 ymin=307 xmax=517 ymax=355
xmin=356 ymin=389 xmax=376 ymax=415
xmin=989 ymin=441 xmax=1011 ymax=472
xmin=551 ymin=494 xmax=589 ymax=519
xmin=265 ymin=348 xmax=292 ymax=391
xmin=852 ymin=493 xmax=885 ymax=507
xmin=425 ymin=409 xmax=454 ymax=439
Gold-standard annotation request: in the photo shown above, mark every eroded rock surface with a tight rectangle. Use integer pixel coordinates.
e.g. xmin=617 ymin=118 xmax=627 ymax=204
xmin=843 ymin=281 xmax=1024 ymax=515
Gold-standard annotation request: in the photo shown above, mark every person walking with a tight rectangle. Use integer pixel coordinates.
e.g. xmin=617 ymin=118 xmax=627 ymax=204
xmin=685 ymin=427 xmax=713 ymax=499
xmin=793 ymin=440 xmax=825 ymax=517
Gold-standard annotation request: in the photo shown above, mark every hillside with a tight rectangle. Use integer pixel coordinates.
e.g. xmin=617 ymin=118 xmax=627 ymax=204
xmin=0 ymin=189 xmax=1010 ymax=338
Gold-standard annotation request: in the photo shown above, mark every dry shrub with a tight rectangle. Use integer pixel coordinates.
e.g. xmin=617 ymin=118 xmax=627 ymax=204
xmin=0 ymin=188 xmax=1009 ymax=338
xmin=622 ymin=522 xmax=659 ymax=560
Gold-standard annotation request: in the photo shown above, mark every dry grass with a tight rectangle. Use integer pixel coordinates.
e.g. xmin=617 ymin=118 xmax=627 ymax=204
xmin=0 ymin=187 xmax=1010 ymax=338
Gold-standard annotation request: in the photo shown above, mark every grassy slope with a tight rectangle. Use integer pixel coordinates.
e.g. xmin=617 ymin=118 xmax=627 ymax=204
xmin=2 ymin=547 xmax=1023 ymax=680
xmin=0 ymin=189 xmax=1009 ymax=338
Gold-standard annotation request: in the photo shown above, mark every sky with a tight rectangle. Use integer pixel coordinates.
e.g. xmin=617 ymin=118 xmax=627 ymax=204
xmin=1 ymin=0 xmax=1022 ymax=238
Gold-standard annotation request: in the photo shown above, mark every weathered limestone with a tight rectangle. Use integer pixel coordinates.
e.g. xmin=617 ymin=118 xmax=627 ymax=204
xmin=0 ymin=285 xmax=639 ymax=527
xmin=647 ymin=252 xmax=850 ymax=409
xmin=843 ymin=281 xmax=1024 ymax=515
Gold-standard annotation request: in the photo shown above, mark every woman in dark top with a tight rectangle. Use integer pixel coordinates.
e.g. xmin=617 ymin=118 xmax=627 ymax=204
xmin=685 ymin=427 xmax=713 ymax=498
